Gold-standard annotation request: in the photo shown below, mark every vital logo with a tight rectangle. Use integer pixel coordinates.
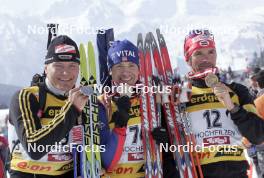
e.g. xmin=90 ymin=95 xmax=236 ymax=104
xmin=111 ymin=50 xmax=135 ymax=59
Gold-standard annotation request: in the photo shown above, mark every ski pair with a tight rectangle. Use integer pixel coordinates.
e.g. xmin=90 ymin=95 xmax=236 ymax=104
xmin=154 ymin=29 xmax=203 ymax=178
xmin=71 ymin=42 xmax=101 ymax=178
xmin=138 ymin=33 xmax=163 ymax=178
xmin=138 ymin=30 xmax=204 ymax=178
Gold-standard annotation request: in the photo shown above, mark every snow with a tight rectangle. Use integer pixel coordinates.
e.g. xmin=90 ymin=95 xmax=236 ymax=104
xmin=0 ymin=0 xmax=264 ymax=86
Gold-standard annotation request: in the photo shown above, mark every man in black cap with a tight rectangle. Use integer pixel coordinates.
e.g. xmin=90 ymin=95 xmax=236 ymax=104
xmin=249 ymin=67 xmax=261 ymax=99
xmin=8 ymin=35 xmax=88 ymax=178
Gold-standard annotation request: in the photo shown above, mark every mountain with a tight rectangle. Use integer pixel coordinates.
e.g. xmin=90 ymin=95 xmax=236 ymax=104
xmin=0 ymin=83 xmax=21 ymax=108
xmin=1 ymin=0 xmax=264 ymax=87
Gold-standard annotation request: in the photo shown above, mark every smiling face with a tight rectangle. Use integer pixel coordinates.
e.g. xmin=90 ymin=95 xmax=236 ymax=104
xmin=45 ymin=61 xmax=79 ymax=92
xmin=188 ymin=47 xmax=217 ymax=72
xmin=111 ymin=61 xmax=139 ymax=85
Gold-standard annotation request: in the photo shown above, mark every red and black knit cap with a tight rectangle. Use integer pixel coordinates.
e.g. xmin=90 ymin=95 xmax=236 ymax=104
xmin=184 ymin=29 xmax=215 ymax=62
xmin=45 ymin=35 xmax=80 ymax=64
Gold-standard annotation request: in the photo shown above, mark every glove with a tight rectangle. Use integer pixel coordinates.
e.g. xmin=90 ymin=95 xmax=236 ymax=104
xmin=113 ymin=95 xmax=131 ymax=112
xmin=111 ymin=109 xmax=130 ymax=128
xmin=111 ymin=96 xmax=131 ymax=128
xmin=152 ymin=127 xmax=170 ymax=145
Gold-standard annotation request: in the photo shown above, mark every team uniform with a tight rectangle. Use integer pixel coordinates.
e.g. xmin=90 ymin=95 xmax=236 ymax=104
xmin=8 ymin=35 xmax=82 ymax=178
xmin=99 ymin=39 xmax=178 ymax=178
xmin=99 ymin=94 xmax=145 ymax=178
xmin=99 ymin=94 xmax=178 ymax=178
xmin=186 ymin=77 xmax=262 ymax=177
xmin=8 ymin=84 xmax=80 ymax=177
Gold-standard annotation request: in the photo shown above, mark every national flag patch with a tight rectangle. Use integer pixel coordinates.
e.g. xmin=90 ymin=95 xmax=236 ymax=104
xmin=55 ymin=44 xmax=76 ymax=54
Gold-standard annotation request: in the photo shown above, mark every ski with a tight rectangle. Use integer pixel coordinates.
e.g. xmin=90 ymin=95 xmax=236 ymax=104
xmin=155 ymin=29 xmax=203 ymax=178
xmin=138 ymin=33 xmax=163 ymax=178
xmin=96 ymin=28 xmax=115 ymax=88
xmin=47 ymin=23 xmax=58 ymax=49
xmin=87 ymin=41 xmax=101 ymax=178
xmin=138 ymin=33 xmax=153 ymax=178
xmin=145 ymin=33 xmax=163 ymax=178
xmin=79 ymin=43 xmax=91 ymax=178
xmin=149 ymin=31 xmax=189 ymax=178
xmin=79 ymin=41 xmax=102 ymax=178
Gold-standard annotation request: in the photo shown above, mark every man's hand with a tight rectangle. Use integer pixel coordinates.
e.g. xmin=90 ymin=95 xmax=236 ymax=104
xmin=213 ymin=83 xmax=235 ymax=111
xmin=68 ymin=87 xmax=89 ymax=112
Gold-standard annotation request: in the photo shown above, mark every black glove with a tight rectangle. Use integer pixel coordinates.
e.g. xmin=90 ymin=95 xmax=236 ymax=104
xmin=113 ymin=95 xmax=131 ymax=112
xmin=111 ymin=110 xmax=130 ymax=128
xmin=152 ymin=127 xmax=170 ymax=145
xmin=111 ymin=96 xmax=131 ymax=128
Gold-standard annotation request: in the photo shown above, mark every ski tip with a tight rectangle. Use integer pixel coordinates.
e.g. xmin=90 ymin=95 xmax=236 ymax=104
xmin=148 ymin=32 xmax=154 ymax=42
xmin=79 ymin=43 xmax=84 ymax=49
xmin=88 ymin=41 xmax=93 ymax=47
xmin=137 ymin=33 xmax=144 ymax=49
xmin=150 ymin=32 xmax=159 ymax=49
xmin=149 ymin=31 xmax=154 ymax=36
xmin=144 ymin=33 xmax=151 ymax=50
xmin=156 ymin=28 xmax=161 ymax=35
xmin=137 ymin=33 xmax=143 ymax=42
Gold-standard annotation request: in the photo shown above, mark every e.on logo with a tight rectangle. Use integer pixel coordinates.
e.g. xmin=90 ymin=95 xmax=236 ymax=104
xmin=17 ymin=162 xmax=52 ymax=172
xmin=114 ymin=167 xmax=134 ymax=174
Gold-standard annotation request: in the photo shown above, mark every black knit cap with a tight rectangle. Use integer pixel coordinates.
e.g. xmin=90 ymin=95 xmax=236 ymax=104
xmin=45 ymin=35 xmax=80 ymax=64
xmin=256 ymin=70 xmax=264 ymax=83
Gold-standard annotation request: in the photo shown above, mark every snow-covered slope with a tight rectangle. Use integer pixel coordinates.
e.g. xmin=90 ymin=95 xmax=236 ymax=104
xmin=1 ymin=0 xmax=264 ymax=86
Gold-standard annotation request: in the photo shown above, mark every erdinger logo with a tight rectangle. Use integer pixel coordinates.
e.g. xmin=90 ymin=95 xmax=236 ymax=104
xmin=55 ymin=44 xmax=76 ymax=54
xmin=190 ymin=93 xmax=219 ymax=105
xmin=189 ymin=92 xmax=235 ymax=105
xmin=44 ymin=106 xmax=61 ymax=118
